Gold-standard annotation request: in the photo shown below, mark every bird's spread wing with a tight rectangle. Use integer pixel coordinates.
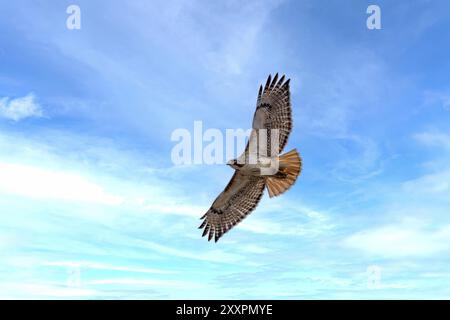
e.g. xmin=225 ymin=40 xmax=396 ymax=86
xmin=199 ymin=172 xmax=265 ymax=242
xmin=239 ymin=74 xmax=292 ymax=161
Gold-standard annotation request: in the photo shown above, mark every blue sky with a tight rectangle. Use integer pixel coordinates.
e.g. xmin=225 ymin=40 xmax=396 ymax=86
xmin=1 ymin=0 xmax=450 ymax=299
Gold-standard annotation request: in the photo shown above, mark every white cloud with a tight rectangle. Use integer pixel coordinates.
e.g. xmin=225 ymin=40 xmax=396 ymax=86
xmin=237 ymin=244 xmax=271 ymax=254
xmin=342 ymin=221 xmax=450 ymax=258
xmin=86 ymin=278 xmax=204 ymax=289
xmin=0 ymin=283 xmax=96 ymax=299
xmin=141 ymin=203 xmax=204 ymax=218
xmin=408 ymin=131 xmax=450 ymax=194
xmin=330 ymin=135 xmax=383 ymax=183
xmin=414 ymin=132 xmax=450 ymax=151
xmin=403 ymin=169 xmax=450 ymax=194
xmin=43 ymin=261 xmax=176 ymax=275
xmin=0 ymin=161 xmax=123 ymax=205
xmin=0 ymin=93 xmax=43 ymax=121
xmin=239 ymin=202 xmax=333 ymax=237
xmin=137 ymin=239 xmax=244 ymax=264
xmin=424 ymin=90 xmax=450 ymax=110
xmin=0 ymin=234 xmax=19 ymax=250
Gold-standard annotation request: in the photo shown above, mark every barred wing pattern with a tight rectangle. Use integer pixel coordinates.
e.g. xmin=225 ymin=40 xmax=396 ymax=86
xmin=199 ymin=173 xmax=265 ymax=242
xmin=200 ymin=74 xmax=293 ymax=242
xmin=242 ymin=74 xmax=292 ymax=160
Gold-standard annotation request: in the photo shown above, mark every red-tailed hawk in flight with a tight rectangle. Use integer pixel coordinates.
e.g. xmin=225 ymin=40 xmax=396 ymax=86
xmin=199 ymin=74 xmax=302 ymax=242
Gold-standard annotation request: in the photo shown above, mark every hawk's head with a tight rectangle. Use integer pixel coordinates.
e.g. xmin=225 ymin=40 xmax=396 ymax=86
xmin=226 ymin=159 xmax=242 ymax=170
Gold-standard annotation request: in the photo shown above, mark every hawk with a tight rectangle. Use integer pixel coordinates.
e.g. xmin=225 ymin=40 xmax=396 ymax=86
xmin=199 ymin=74 xmax=302 ymax=242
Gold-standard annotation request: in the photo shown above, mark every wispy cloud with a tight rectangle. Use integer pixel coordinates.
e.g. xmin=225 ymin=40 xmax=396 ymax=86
xmin=424 ymin=90 xmax=450 ymax=111
xmin=0 ymin=161 xmax=123 ymax=205
xmin=414 ymin=132 xmax=450 ymax=151
xmin=239 ymin=211 xmax=332 ymax=237
xmin=403 ymin=169 xmax=450 ymax=195
xmin=409 ymin=131 xmax=450 ymax=194
xmin=342 ymin=220 xmax=450 ymax=258
xmin=86 ymin=278 xmax=203 ymax=289
xmin=136 ymin=239 xmax=244 ymax=264
xmin=0 ymin=283 xmax=97 ymax=299
xmin=43 ymin=261 xmax=176 ymax=275
xmin=0 ymin=93 xmax=42 ymax=121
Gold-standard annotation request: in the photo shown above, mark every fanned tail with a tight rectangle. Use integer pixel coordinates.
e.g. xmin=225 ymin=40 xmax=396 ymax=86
xmin=265 ymin=149 xmax=302 ymax=198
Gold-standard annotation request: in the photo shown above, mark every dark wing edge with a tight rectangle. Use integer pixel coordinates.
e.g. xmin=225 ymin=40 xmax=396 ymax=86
xmin=199 ymin=175 xmax=266 ymax=242
xmin=255 ymin=73 xmax=292 ymax=154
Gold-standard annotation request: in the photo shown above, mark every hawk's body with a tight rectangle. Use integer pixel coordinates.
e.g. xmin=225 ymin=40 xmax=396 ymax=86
xmin=199 ymin=74 xmax=302 ymax=242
